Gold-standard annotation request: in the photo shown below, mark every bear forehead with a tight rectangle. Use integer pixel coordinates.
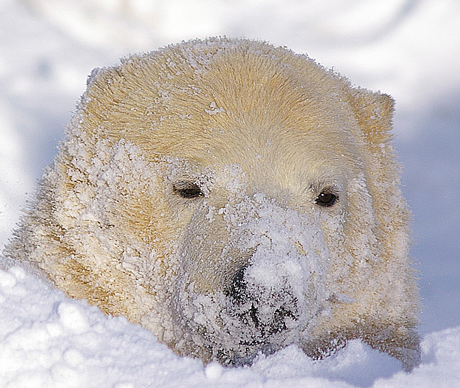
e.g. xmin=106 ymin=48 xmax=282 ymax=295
xmin=84 ymin=39 xmax=362 ymax=174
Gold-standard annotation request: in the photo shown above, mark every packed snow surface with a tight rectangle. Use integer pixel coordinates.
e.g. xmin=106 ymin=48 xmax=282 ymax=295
xmin=1 ymin=265 xmax=459 ymax=388
xmin=1 ymin=0 xmax=460 ymax=387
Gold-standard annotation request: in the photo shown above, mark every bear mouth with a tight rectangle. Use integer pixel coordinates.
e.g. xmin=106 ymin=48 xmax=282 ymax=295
xmin=216 ymin=341 xmax=280 ymax=367
xmin=220 ymin=304 xmax=300 ymax=366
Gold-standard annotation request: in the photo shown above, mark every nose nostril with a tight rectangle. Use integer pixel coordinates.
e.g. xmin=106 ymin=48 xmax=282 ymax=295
xmin=249 ymin=303 xmax=259 ymax=327
xmin=227 ymin=265 xmax=248 ymax=304
xmin=271 ymin=306 xmax=296 ymax=333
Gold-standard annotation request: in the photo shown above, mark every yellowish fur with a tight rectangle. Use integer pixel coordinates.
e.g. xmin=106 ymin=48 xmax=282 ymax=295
xmin=4 ymin=37 xmax=420 ymax=371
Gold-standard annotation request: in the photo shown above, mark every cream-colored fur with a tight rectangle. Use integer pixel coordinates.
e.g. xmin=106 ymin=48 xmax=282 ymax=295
xmin=4 ymin=37 xmax=420 ymax=371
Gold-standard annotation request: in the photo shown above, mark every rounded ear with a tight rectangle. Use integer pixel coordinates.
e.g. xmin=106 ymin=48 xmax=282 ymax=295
xmin=346 ymin=87 xmax=395 ymax=146
xmin=84 ymin=65 xmax=123 ymax=100
xmin=75 ymin=65 xmax=127 ymax=141
xmin=86 ymin=67 xmax=107 ymax=87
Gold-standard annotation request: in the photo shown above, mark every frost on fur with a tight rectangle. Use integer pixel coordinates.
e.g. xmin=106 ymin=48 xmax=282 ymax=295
xmin=3 ymin=37 xmax=420 ymax=372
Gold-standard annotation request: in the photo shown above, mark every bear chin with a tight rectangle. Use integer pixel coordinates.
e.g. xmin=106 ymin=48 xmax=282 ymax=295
xmin=3 ymin=37 xmax=421 ymax=372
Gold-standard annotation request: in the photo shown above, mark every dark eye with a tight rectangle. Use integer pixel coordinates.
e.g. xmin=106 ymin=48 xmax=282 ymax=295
xmin=315 ymin=191 xmax=338 ymax=207
xmin=173 ymin=181 xmax=203 ymax=198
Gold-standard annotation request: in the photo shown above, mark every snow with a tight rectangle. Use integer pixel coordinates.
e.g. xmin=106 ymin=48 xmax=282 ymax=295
xmin=1 ymin=266 xmax=459 ymax=388
xmin=1 ymin=0 xmax=460 ymax=386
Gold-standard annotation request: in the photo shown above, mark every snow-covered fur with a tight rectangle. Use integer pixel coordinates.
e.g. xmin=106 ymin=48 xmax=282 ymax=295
xmin=3 ymin=37 xmax=420 ymax=371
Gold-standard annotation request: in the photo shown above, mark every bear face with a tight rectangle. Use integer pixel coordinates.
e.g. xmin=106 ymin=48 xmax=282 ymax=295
xmin=4 ymin=37 xmax=420 ymax=371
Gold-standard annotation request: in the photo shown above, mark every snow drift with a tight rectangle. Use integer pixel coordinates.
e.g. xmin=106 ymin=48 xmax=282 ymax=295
xmin=1 ymin=266 xmax=459 ymax=388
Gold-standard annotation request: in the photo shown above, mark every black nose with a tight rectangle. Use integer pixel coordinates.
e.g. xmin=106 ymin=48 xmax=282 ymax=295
xmin=226 ymin=265 xmax=298 ymax=335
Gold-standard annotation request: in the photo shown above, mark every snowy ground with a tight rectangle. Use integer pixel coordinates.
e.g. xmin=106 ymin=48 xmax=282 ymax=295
xmin=1 ymin=265 xmax=459 ymax=388
xmin=1 ymin=0 xmax=460 ymax=387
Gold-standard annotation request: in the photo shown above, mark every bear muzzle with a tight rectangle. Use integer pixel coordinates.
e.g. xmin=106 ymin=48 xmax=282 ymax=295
xmin=173 ymin=194 xmax=331 ymax=365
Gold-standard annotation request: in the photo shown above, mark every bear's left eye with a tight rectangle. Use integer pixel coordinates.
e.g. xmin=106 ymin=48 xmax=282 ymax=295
xmin=173 ymin=181 xmax=203 ymax=199
xmin=315 ymin=191 xmax=338 ymax=207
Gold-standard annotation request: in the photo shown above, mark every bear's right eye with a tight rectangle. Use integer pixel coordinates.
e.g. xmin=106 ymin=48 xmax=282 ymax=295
xmin=173 ymin=181 xmax=203 ymax=199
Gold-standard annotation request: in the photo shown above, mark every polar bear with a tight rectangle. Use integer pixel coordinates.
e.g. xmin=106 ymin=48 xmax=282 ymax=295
xmin=4 ymin=37 xmax=420 ymax=371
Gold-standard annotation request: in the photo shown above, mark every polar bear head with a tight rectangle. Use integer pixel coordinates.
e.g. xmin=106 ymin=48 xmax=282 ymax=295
xmin=5 ymin=38 xmax=420 ymax=371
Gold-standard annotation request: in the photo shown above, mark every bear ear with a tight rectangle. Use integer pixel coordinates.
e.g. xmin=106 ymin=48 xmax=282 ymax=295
xmin=85 ymin=66 xmax=121 ymax=90
xmin=86 ymin=67 xmax=107 ymax=87
xmin=345 ymin=87 xmax=395 ymax=146
xmin=78 ymin=65 xmax=125 ymax=129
